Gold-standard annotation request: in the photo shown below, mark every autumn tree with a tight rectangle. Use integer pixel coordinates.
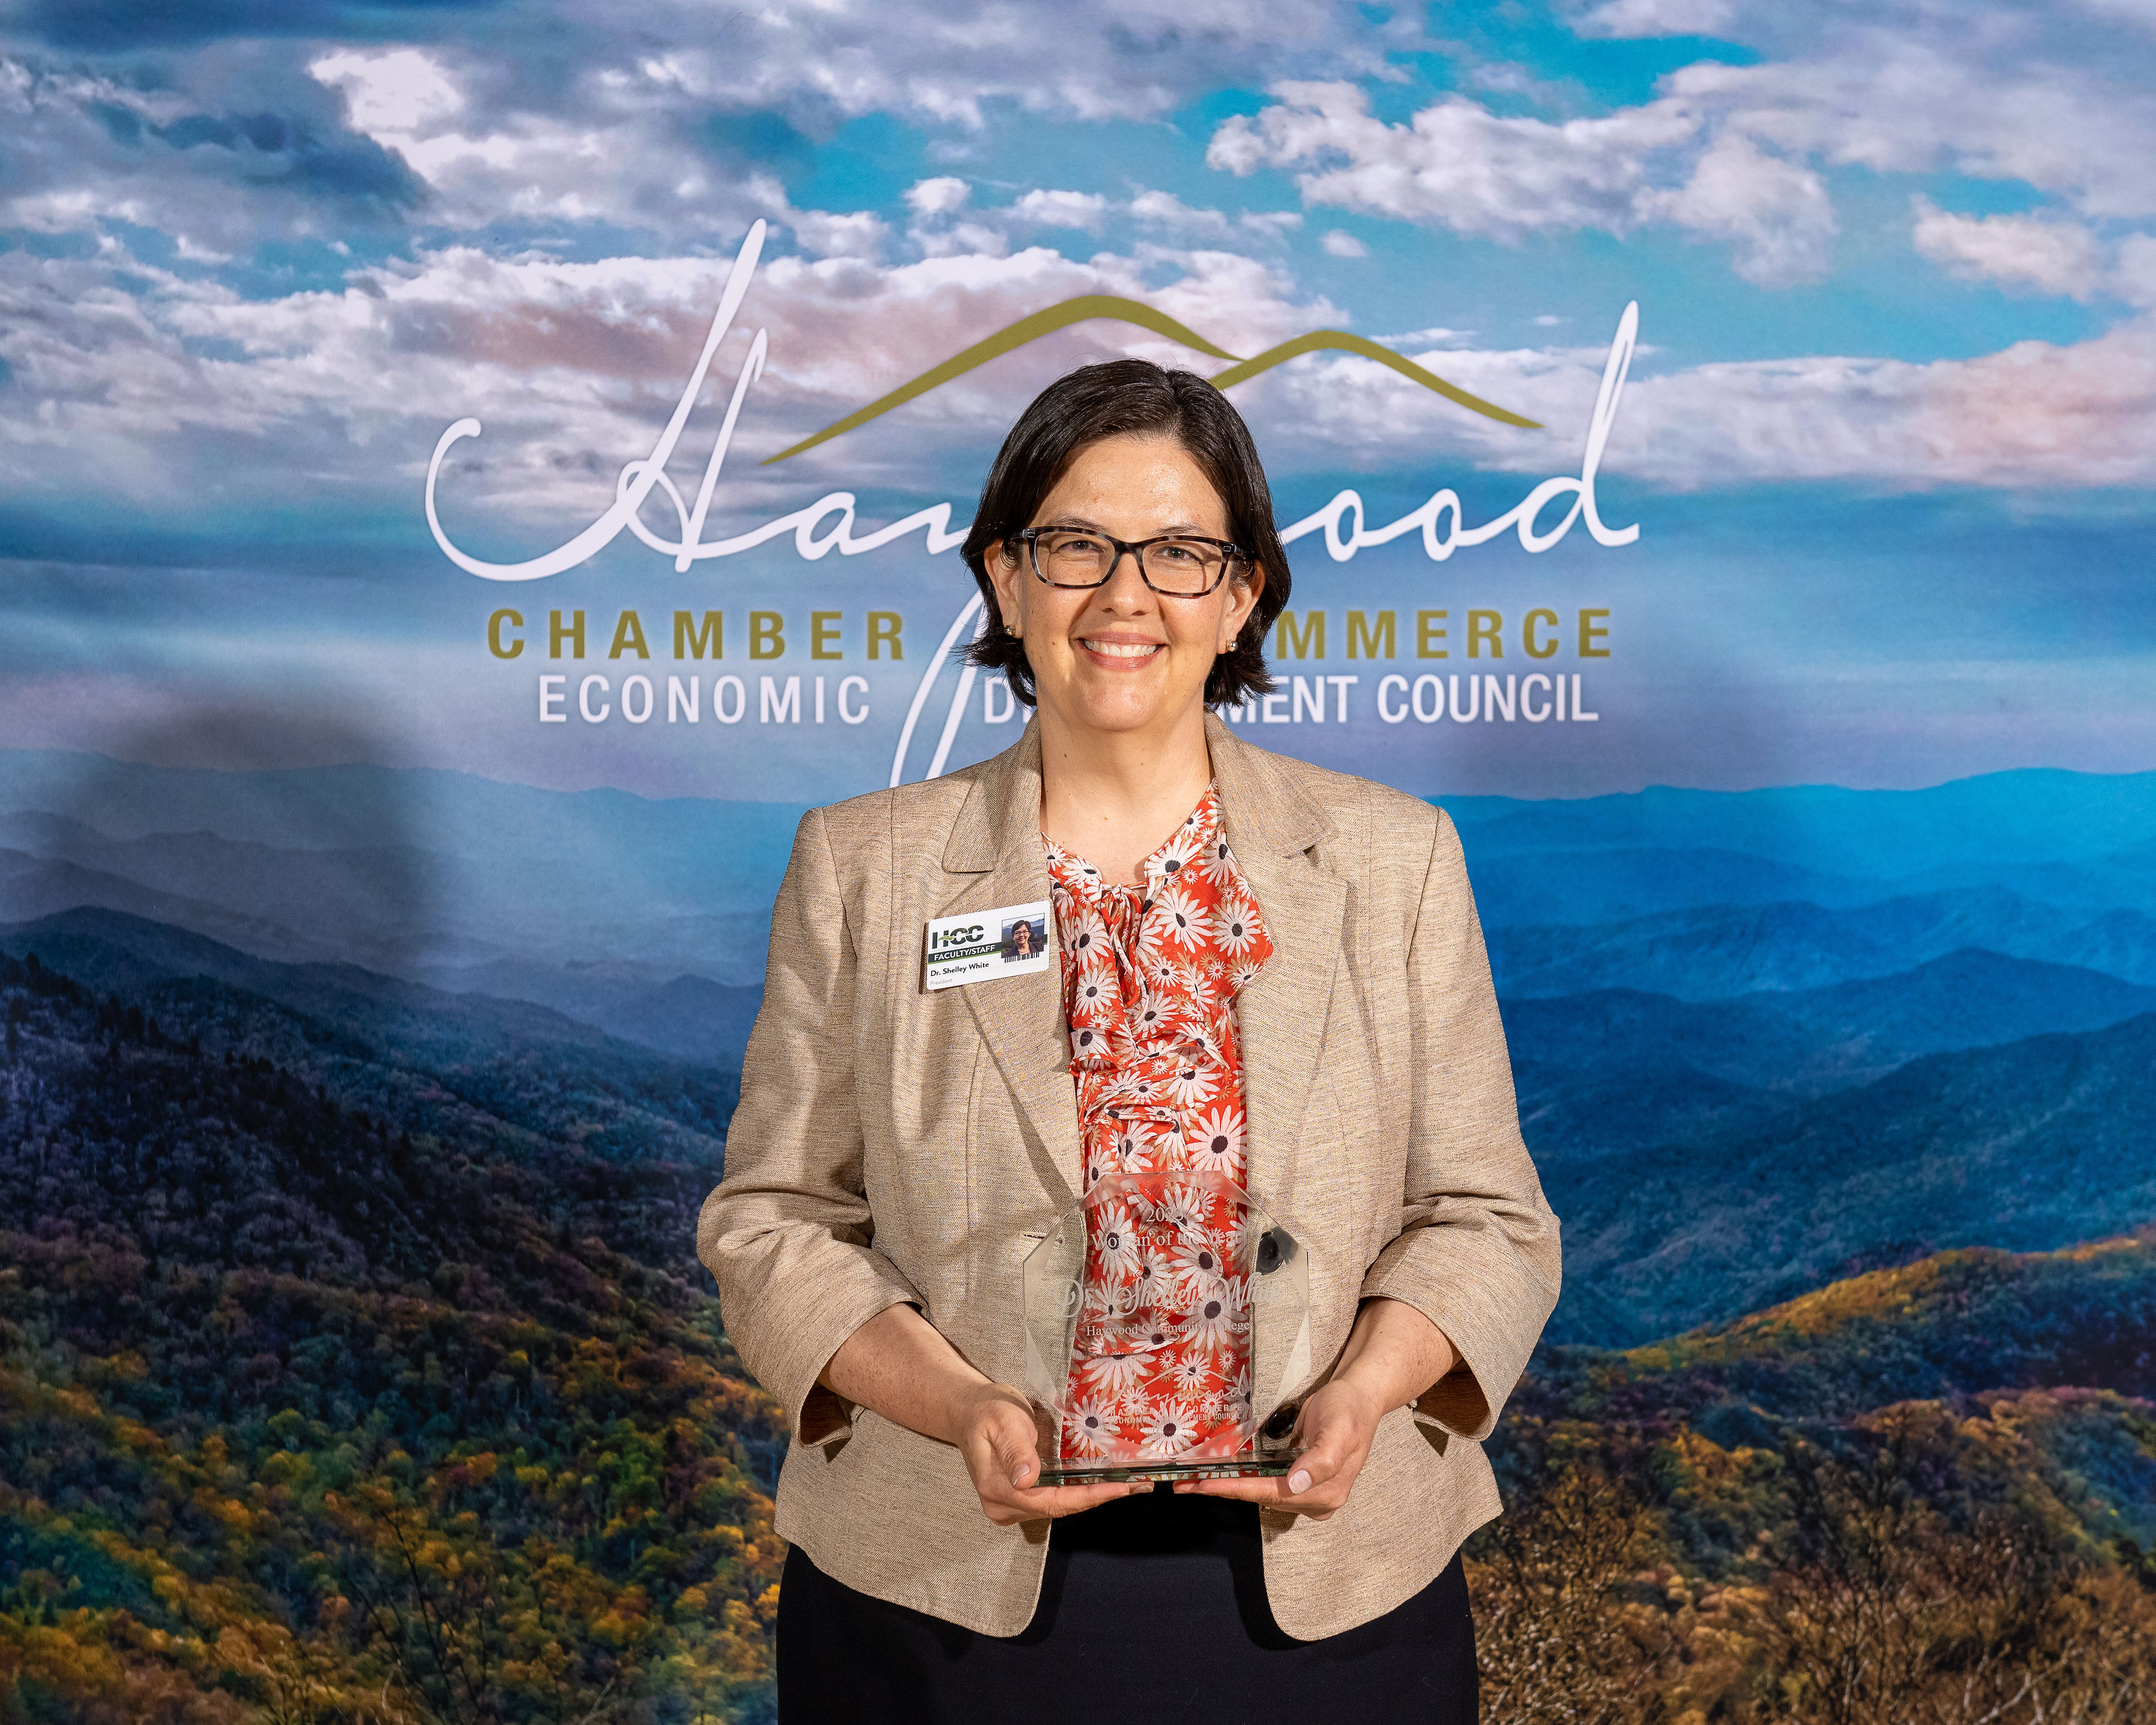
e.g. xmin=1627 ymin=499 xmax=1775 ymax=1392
xmin=1468 ymin=1466 xmax=1670 ymax=1725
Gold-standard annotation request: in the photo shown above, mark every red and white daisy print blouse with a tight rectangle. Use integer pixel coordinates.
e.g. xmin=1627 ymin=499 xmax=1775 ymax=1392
xmin=1044 ymin=783 xmax=1276 ymax=1464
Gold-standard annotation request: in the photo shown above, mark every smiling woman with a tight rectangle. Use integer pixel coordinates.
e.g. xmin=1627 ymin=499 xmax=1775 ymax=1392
xmin=698 ymin=359 xmax=1560 ymax=1723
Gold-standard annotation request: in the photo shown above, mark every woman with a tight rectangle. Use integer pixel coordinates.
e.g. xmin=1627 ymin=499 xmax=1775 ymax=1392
xmin=698 ymin=359 xmax=1560 ymax=1720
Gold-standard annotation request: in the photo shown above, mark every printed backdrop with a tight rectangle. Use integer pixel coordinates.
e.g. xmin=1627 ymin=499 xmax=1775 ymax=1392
xmin=3 ymin=4 xmax=2154 ymax=1722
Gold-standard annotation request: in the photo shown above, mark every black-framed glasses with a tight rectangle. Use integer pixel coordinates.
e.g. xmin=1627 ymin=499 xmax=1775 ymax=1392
xmin=1013 ymin=528 xmax=1247 ymax=597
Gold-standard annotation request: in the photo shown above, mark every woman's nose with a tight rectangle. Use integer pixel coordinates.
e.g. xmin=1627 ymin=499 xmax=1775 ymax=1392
xmin=1094 ymin=550 xmax=1155 ymax=609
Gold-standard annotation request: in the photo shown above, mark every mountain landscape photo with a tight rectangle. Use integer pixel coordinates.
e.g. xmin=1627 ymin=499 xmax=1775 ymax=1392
xmin=2 ymin=747 xmax=2152 ymax=1719
xmin=8 ymin=0 xmax=2156 ymax=1715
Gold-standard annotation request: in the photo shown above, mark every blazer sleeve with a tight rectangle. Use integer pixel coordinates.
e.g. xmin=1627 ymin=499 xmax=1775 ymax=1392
xmin=697 ymin=806 xmax=923 ymax=1448
xmin=1356 ymin=806 xmax=1561 ymax=1440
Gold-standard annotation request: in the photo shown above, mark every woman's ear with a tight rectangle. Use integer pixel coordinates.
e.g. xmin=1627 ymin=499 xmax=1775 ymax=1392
xmin=988 ymin=540 xmax=1025 ymax=640
xmin=1222 ymin=563 xmax=1265 ymax=652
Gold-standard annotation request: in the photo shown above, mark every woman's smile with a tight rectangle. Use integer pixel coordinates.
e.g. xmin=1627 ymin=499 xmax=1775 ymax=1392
xmin=1078 ymin=634 xmax=1167 ymax=667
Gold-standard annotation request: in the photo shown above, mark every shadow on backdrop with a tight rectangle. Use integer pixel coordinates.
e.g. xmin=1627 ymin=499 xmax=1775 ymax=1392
xmin=0 ymin=704 xmax=438 ymax=980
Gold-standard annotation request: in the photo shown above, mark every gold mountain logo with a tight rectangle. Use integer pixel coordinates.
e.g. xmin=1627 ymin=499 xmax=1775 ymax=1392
xmin=762 ymin=295 xmax=1540 ymax=464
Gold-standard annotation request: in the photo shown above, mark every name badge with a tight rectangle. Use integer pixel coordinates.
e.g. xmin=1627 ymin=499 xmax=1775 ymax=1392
xmin=925 ymin=901 xmax=1051 ymax=991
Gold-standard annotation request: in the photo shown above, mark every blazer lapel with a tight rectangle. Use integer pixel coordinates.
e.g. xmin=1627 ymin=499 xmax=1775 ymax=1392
xmin=1207 ymin=719 xmax=1343 ymax=1417
xmin=1207 ymin=716 xmax=1344 ymax=1224
xmin=942 ymin=722 xmax=1082 ymax=1213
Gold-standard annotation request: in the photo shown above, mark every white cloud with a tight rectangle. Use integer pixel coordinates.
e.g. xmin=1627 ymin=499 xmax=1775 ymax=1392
xmin=2115 ymin=234 xmax=2156 ymax=307
xmin=1618 ymin=319 xmax=2156 ymax=491
xmin=11 ymin=10 xmax=1367 ymax=277
xmin=901 ymin=176 xmax=1013 ymax=256
xmin=172 ymin=235 xmax=235 ymax=265
xmin=2074 ymin=0 xmax=2156 ymax=26
xmin=894 ymin=180 xmax=1298 ymax=258
xmin=1209 ymin=4 xmax=2156 ymax=290
xmin=1641 ymin=131 xmax=1834 ymax=285
xmin=4 ymin=0 xmax=2154 ymax=518
xmin=1209 ymin=80 xmax=1835 ymax=283
xmin=1662 ymin=34 xmax=2156 ymax=222
xmin=1910 ymin=198 xmax=2107 ymax=299
xmin=1209 ymin=81 xmax=1698 ymax=238
xmin=1125 ymin=191 xmax=1303 ymax=243
xmin=1009 ymin=188 xmax=1110 ymax=231
xmin=0 ymin=226 xmax=1348 ymax=521
xmin=1216 ymin=307 xmax=2156 ymax=492
xmin=0 ymin=53 xmax=418 ymax=252
xmin=4 ymin=221 xmax=2153 ymax=532
xmin=302 ymin=47 xmax=794 ymax=238
xmin=1322 ymin=229 xmax=1368 ymax=258
xmin=616 ymin=0 xmax=1423 ymax=130
xmin=1573 ymin=0 xmax=1736 ymax=37
xmin=309 ymin=48 xmax=465 ymax=137
xmin=904 ymin=176 xmax=971 ymax=219
xmin=1129 ymin=189 xmax=1230 ymax=237
xmin=789 ymin=208 xmax=889 ymax=261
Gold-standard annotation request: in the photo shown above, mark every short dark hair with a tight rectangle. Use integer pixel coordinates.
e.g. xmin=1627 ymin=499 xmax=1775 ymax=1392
xmin=961 ymin=359 xmax=1289 ymax=710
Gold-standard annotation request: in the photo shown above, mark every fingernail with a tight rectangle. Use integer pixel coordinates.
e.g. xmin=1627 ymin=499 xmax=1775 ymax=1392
xmin=1289 ymin=1469 xmax=1312 ymax=1494
xmin=1012 ymin=1470 xmax=1029 ymax=1487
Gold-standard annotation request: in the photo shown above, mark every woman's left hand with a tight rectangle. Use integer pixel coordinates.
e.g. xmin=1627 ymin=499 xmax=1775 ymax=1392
xmin=1171 ymin=1376 xmax=1382 ymax=1520
xmin=1173 ymin=1297 xmax=1459 ymax=1520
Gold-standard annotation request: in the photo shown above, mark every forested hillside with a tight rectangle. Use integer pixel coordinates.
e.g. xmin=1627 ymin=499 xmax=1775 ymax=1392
xmin=0 ymin=945 xmax=784 ymax=1723
xmin=4 ymin=933 xmax=2152 ymax=1723
xmin=1477 ymin=1236 xmax=2156 ymax=1724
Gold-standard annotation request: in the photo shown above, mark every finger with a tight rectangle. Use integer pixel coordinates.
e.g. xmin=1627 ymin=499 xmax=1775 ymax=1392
xmin=979 ymin=1409 xmax=1048 ymax=1491
xmin=1288 ymin=1439 xmax=1370 ymax=1513
xmin=1174 ymin=1473 xmax=1350 ymax=1515
xmin=991 ymin=1478 xmax=1144 ymax=1520
xmin=1173 ymin=1475 xmax=1287 ymax=1504
xmin=1292 ymin=1412 xmax=1357 ymax=1468
xmin=1282 ymin=1421 xmax=1362 ymax=1496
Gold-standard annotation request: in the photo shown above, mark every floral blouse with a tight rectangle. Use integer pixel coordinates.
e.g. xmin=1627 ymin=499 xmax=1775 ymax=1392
xmin=1043 ymin=784 xmax=1275 ymax=1463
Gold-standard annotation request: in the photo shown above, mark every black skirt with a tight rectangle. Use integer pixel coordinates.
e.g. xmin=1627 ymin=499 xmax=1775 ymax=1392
xmin=777 ymin=1484 xmax=1478 ymax=1723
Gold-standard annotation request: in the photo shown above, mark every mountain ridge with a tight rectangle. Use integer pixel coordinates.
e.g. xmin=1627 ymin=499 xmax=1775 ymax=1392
xmin=1507 ymin=946 xmax=2156 ymax=1159
xmin=1486 ymin=888 xmax=2156 ymax=997
xmin=1543 ymin=1009 xmax=2156 ymax=1346
xmin=0 ymin=907 xmax=740 ymax=1163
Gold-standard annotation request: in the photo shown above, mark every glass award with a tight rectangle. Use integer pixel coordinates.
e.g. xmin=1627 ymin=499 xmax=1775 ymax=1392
xmin=1021 ymin=1168 xmax=1313 ymax=1485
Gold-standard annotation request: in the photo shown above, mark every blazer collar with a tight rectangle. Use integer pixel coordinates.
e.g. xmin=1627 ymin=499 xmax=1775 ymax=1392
xmin=941 ymin=710 xmax=1336 ymax=871
xmin=943 ymin=719 xmax=1043 ymax=877
xmin=1203 ymin=712 xmax=1334 ymax=860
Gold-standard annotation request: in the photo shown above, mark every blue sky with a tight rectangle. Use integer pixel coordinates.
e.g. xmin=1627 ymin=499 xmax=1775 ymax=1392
xmin=1 ymin=0 xmax=2152 ymax=800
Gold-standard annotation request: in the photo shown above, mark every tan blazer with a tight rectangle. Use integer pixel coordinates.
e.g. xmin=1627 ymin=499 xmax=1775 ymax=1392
xmin=698 ymin=715 xmax=1560 ymax=1640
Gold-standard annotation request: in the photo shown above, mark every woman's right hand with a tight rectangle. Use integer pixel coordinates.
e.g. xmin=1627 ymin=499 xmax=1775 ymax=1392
xmin=820 ymin=1306 xmax=1141 ymax=1525
xmin=949 ymin=1381 xmax=1144 ymax=1526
